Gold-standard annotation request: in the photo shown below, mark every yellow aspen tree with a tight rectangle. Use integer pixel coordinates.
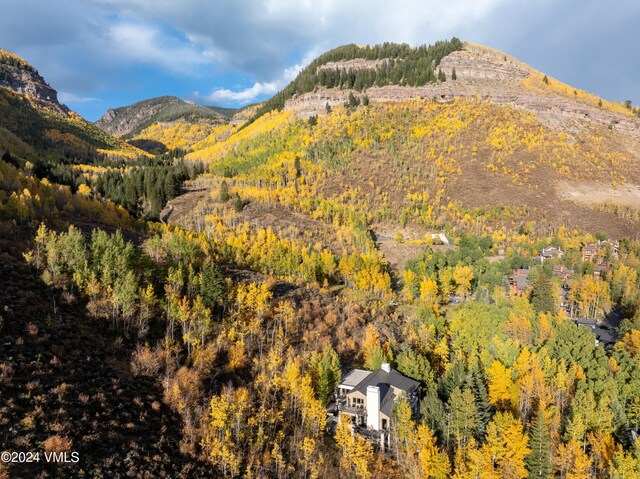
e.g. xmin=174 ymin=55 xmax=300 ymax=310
xmin=415 ymin=423 xmax=451 ymax=479
xmin=334 ymin=414 xmax=373 ymax=479
xmin=361 ymin=323 xmax=381 ymax=368
xmin=487 ymin=360 xmax=516 ymax=411
xmin=402 ymin=269 xmax=418 ymax=301
xmin=555 ymin=439 xmax=592 ymax=479
xmin=420 ymin=277 xmax=439 ymax=304
xmin=453 ymin=264 xmax=474 ymax=297
xmin=481 ymin=411 xmax=531 ymax=479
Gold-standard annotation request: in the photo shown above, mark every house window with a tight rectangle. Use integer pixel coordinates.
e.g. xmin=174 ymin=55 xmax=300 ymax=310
xmin=382 ymin=419 xmax=388 ymax=430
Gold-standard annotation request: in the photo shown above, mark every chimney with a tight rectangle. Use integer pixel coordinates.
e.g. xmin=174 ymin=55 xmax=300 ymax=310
xmin=381 ymin=362 xmax=391 ymax=373
xmin=366 ymin=385 xmax=380 ymax=431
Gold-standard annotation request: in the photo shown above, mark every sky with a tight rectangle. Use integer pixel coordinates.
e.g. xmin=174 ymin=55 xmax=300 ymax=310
xmin=1 ymin=0 xmax=639 ymax=121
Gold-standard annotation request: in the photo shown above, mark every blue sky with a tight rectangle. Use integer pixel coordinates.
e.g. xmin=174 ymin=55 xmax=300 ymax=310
xmin=1 ymin=0 xmax=639 ymax=121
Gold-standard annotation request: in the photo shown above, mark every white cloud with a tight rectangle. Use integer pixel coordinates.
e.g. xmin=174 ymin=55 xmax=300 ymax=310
xmin=197 ymin=46 xmax=321 ymax=104
xmin=58 ymin=92 xmax=103 ymax=103
xmin=201 ymin=81 xmax=279 ymax=103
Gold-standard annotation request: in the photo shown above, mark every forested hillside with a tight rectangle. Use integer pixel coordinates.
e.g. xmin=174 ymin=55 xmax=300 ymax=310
xmin=248 ymin=38 xmax=463 ymax=124
xmin=1 ymin=42 xmax=640 ymax=479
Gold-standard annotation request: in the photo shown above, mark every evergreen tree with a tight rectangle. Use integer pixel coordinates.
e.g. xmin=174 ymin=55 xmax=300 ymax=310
xmin=396 ymin=349 xmax=434 ymax=386
xmin=219 ymin=180 xmax=229 ymax=202
xmin=451 ymin=67 xmax=457 ymax=81
xmin=164 ymin=170 xmax=180 ymax=200
xmin=448 ymin=387 xmax=478 ymax=447
xmin=325 ymin=102 xmax=332 ymax=113
xmin=526 ymin=407 xmax=553 ymax=479
xmin=420 ymin=388 xmax=446 ymax=441
xmin=530 ymin=273 xmax=555 ymax=314
xmin=362 ymin=95 xmax=370 ymax=106
xmin=438 ymin=68 xmax=446 ymax=82
xmin=438 ymin=359 xmax=466 ymax=400
xmin=468 ymin=365 xmax=493 ymax=440
xmin=293 ymin=156 xmax=302 ymax=178
xmin=233 ymin=193 xmax=244 ymax=212
xmin=347 ymin=92 xmax=360 ymax=108
xmin=316 ymin=346 xmax=341 ymax=405
xmin=543 ymin=75 xmax=549 ymax=85
xmin=200 ymin=261 xmax=226 ymax=310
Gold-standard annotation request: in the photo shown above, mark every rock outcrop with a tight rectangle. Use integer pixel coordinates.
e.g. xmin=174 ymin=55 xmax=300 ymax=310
xmin=285 ymin=45 xmax=640 ymax=135
xmin=0 ymin=49 xmax=69 ymax=115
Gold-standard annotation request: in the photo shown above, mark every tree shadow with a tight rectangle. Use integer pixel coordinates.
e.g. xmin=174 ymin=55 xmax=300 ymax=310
xmin=0 ymin=223 xmax=214 ymax=478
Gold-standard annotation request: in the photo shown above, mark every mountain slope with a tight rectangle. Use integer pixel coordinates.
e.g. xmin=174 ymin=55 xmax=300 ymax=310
xmin=0 ymin=49 xmax=144 ymax=163
xmin=3 ymin=41 xmax=640 ymax=479
xmin=96 ymin=96 xmax=231 ymax=138
xmin=175 ymin=41 xmax=640 ymax=246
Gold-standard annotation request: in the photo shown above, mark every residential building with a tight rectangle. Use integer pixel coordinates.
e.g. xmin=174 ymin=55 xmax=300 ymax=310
xmin=552 ymin=265 xmax=574 ymax=284
xmin=336 ymin=363 xmax=420 ymax=432
xmin=540 ymin=246 xmax=563 ymax=263
xmin=508 ymin=268 xmax=530 ymax=295
xmin=594 ymin=261 xmax=612 ymax=278
xmin=582 ymin=244 xmax=599 ymax=263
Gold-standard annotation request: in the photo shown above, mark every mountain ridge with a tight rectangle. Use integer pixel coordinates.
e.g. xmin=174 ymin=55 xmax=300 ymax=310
xmin=95 ymin=95 xmax=237 ymax=138
xmin=281 ymin=42 xmax=640 ymax=135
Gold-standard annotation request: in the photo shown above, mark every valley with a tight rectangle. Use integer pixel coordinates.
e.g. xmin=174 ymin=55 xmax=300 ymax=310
xmin=1 ymin=38 xmax=640 ymax=479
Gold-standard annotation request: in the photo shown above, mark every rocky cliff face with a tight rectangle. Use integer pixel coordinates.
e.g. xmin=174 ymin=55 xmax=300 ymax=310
xmin=285 ymin=44 xmax=640 ymax=135
xmin=0 ymin=49 xmax=69 ymax=116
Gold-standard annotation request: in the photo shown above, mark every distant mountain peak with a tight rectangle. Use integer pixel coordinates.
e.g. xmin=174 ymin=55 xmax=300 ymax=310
xmin=95 ymin=96 xmax=232 ymax=137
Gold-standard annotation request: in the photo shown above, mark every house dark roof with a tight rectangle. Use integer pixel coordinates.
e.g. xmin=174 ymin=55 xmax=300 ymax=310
xmin=576 ymin=318 xmax=597 ymax=327
xmin=351 ymin=368 xmax=420 ymax=398
xmin=380 ymin=391 xmax=398 ymax=417
xmin=594 ymin=327 xmax=616 ymax=344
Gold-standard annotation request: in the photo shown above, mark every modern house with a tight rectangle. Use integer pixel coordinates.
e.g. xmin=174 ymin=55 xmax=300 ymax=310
xmin=336 ymin=363 xmax=420 ymax=432
xmin=574 ymin=319 xmax=616 ymax=347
